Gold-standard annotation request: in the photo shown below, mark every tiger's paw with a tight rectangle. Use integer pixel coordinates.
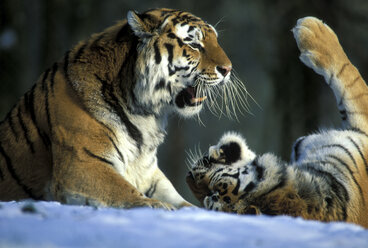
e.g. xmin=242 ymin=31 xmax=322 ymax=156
xmin=292 ymin=17 xmax=347 ymax=77
xmin=130 ymin=198 xmax=176 ymax=210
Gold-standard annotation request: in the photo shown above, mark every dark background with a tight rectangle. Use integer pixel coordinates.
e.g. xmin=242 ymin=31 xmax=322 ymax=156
xmin=1 ymin=0 xmax=368 ymax=205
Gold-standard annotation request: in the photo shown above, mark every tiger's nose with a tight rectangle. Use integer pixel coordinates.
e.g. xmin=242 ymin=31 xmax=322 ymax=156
xmin=216 ymin=65 xmax=232 ymax=77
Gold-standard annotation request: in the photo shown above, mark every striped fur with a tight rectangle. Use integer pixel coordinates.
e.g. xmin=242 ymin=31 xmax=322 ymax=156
xmin=0 ymin=8 xmax=234 ymax=209
xmin=187 ymin=17 xmax=368 ymax=227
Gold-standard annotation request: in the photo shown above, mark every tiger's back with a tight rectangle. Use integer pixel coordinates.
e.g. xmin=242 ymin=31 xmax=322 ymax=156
xmin=0 ymin=72 xmax=54 ymax=200
xmin=0 ymin=41 xmax=93 ymax=200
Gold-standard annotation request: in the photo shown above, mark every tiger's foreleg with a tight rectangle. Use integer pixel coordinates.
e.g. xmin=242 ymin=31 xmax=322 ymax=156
xmin=49 ymin=145 xmax=174 ymax=210
xmin=293 ymin=17 xmax=368 ymax=133
xmin=147 ymin=168 xmax=192 ymax=208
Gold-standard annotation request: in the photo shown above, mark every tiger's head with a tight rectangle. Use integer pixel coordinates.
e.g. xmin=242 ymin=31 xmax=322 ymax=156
xmin=187 ymin=132 xmax=256 ymax=205
xmin=127 ymin=8 xmax=244 ymax=118
xmin=187 ymin=132 xmax=285 ymax=213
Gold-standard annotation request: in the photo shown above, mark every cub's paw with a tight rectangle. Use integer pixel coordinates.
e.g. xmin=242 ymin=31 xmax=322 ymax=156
xmin=292 ymin=17 xmax=347 ymax=76
xmin=186 ymin=172 xmax=210 ymax=204
xmin=203 ymin=192 xmax=223 ymax=211
xmin=209 ymin=132 xmax=256 ymax=166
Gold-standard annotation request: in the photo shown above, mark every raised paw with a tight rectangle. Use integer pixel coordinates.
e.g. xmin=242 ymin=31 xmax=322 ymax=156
xmin=292 ymin=17 xmax=348 ymax=76
xmin=209 ymin=132 xmax=256 ymax=166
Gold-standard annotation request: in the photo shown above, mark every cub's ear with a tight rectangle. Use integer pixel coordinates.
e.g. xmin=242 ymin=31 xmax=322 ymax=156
xmin=127 ymin=10 xmax=153 ymax=38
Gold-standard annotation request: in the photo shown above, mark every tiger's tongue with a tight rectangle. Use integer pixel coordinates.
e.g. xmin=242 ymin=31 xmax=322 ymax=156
xmin=187 ymin=87 xmax=207 ymax=104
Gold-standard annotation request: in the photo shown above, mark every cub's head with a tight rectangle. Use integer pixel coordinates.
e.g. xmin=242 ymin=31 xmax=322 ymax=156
xmin=187 ymin=132 xmax=259 ymax=208
xmin=188 ymin=133 xmax=297 ymax=215
xmin=127 ymin=8 xmax=244 ymax=117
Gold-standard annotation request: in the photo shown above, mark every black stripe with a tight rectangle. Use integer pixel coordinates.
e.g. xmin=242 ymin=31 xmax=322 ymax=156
xmin=0 ymin=162 xmax=3 ymax=180
xmin=0 ymin=142 xmax=38 ymax=198
xmin=300 ymin=165 xmax=350 ymax=203
xmin=208 ymin=167 xmax=226 ymax=182
xmin=50 ymin=62 xmax=58 ymax=94
xmin=256 ymin=168 xmax=287 ymax=199
xmin=250 ymin=158 xmax=264 ymax=181
xmin=347 ymin=76 xmax=361 ymax=88
xmin=348 ymin=136 xmax=368 ymax=175
xmin=167 ymin=33 xmax=177 ymax=39
xmin=167 ymin=83 xmax=172 ymax=95
xmin=41 ymin=68 xmax=51 ymax=91
xmin=90 ymin=34 xmax=108 ymax=55
xmin=108 ymin=136 xmax=124 ymax=163
xmin=182 ymin=49 xmax=189 ymax=58
xmin=63 ymin=51 xmax=71 ymax=84
xmin=212 ymin=167 xmax=224 ymax=175
xmin=17 ymin=104 xmax=35 ymax=153
xmin=256 ymin=164 xmax=264 ymax=181
xmin=337 ymin=63 xmax=349 ymax=77
xmin=96 ymin=74 xmax=143 ymax=150
xmin=263 ymin=177 xmax=285 ymax=196
xmin=231 ymin=177 xmax=241 ymax=195
xmin=221 ymin=171 xmax=240 ymax=179
xmin=155 ymin=78 xmax=166 ymax=90
xmin=83 ymin=148 xmax=114 ymax=166
xmin=73 ymin=43 xmax=88 ymax=62
xmin=292 ymin=137 xmax=305 ymax=161
xmin=350 ymin=127 xmax=368 ymax=138
xmin=153 ymin=40 xmax=161 ymax=64
xmin=6 ymin=108 xmax=19 ymax=140
xmin=243 ymin=182 xmax=255 ymax=193
xmin=183 ymin=63 xmax=198 ymax=78
xmin=326 ymin=155 xmax=364 ymax=201
xmin=321 ymin=144 xmax=357 ymax=168
xmin=301 ymin=166 xmax=349 ymax=220
xmin=44 ymin=75 xmax=52 ymax=134
xmin=164 ymin=43 xmax=174 ymax=64
xmin=145 ymin=181 xmax=158 ymax=198
xmin=339 ymin=109 xmax=347 ymax=121
xmin=26 ymin=84 xmax=51 ymax=148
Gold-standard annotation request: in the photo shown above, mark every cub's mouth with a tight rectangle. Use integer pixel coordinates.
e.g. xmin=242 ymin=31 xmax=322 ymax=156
xmin=175 ymin=86 xmax=207 ymax=108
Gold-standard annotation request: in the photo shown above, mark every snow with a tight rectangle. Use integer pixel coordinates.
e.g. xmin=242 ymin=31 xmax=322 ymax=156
xmin=0 ymin=201 xmax=368 ymax=248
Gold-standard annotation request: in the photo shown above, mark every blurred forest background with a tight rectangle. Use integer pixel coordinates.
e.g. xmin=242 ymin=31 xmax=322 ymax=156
xmin=1 ymin=0 xmax=368 ymax=205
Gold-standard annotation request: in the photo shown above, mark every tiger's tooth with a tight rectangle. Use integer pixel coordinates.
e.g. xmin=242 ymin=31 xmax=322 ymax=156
xmin=190 ymin=96 xmax=207 ymax=104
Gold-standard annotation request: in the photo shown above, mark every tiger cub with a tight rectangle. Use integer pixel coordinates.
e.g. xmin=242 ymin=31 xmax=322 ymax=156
xmin=186 ymin=17 xmax=368 ymax=227
xmin=0 ymin=8 xmax=236 ymax=209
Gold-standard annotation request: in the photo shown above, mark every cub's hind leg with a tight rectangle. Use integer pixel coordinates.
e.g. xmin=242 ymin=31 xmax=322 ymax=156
xmin=293 ymin=17 xmax=368 ymax=133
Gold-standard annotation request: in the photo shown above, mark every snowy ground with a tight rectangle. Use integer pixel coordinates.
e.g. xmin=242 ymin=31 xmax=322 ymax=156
xmin=0 ymin=201 xmax=368 ymax=248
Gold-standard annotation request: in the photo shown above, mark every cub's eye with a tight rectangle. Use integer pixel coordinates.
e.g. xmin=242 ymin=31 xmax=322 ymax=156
xmin=189 ymin=43 xmax=204 ymax=51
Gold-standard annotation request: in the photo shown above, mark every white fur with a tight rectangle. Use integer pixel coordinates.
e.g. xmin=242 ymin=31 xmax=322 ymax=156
xmin=210 ymin=131 xmax=256 ymax=166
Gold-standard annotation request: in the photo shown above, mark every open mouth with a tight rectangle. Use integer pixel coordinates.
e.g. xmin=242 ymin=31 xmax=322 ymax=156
xmin=175 ymin=86 xmax=207 ymax=108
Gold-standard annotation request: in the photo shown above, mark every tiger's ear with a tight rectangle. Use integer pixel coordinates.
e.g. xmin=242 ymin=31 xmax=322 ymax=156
xmin=127 ymin=11 xmax=153 ymax=39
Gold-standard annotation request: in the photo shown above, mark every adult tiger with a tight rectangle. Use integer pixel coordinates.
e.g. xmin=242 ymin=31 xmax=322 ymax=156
xmin=0 ymin=8 xmax=237 ymax=209
xmin=186 ymin=17 xmax=368 ymax=227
